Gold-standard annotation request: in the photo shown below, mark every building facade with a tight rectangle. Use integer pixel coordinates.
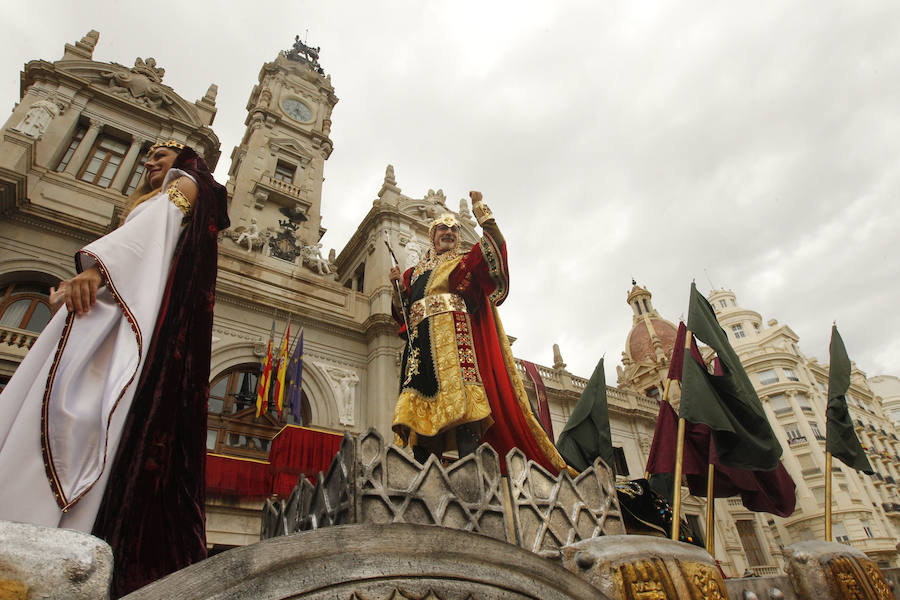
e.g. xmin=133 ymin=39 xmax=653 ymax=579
xmin=1 ymin=31 xmax=897 ymax=570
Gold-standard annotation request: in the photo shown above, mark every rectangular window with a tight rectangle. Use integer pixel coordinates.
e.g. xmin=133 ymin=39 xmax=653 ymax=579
xmin=719 ymin=299 xmax=727 ymax=308
xmin=833 ymin=522 xmax=850 ymax=544
xmin=783 ymin=367 xmax=800 ymax=382
xmin=645 ymin=387 xmax=660 ymax=400
xmin=758 ymin=369 xmax=779 ymax=386
xmin=861 ymin=520 xmax=874 ymax=538
xmin=274 ymin=160 xmax=296 ymax=183
xmin=786 ymin=425 xmax=808 ymax=447
xmin=77 ymin=135 xmax=128 ymax=187
xmin=735 ymin=520 xmax=767 ymax=567
xmin=796 ymin=393 xmax=813 ymax=414
xmin=753 ymin=322 xmax=761 ymax=333
xmin=769 ymin=394 xmax=791 ymax=415
xmin=612 ymin=446 xmax=629 ymax=477
xmin=206 ymin=429 xmax=218 ymax=450
xmin=810 ymin=422 xmax=825 ymax=441
xmin=125 ymin=162 xmax=145 ymax=195
xmin=56 ymin=126 xmax=86 ymax=171
xmin=732 ymin=324 xmax=746 ymax=339
xmin=124 ymin=144 xmax=151 ymax=194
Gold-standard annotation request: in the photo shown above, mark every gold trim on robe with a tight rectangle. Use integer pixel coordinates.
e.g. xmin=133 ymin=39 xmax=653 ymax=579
xmin=393 ymin=256 xmax=493 ymax=447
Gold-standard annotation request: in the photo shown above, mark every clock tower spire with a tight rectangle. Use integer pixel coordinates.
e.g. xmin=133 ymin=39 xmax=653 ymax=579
xmin=226 ymin=37 xmax=338 ymax=256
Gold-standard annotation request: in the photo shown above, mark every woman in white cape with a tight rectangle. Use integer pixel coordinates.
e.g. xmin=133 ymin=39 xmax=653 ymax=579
xmin=0 ymin=140 xmax=227 ymax=596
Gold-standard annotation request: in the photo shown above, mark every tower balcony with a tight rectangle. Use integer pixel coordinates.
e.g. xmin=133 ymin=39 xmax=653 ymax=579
xmin=251 ymin=175 xmax=312 ymax=215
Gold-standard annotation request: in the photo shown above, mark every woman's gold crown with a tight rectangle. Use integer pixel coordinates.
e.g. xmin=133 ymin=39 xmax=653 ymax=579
xmin=146 ymin=140 xmax=186 ymax=155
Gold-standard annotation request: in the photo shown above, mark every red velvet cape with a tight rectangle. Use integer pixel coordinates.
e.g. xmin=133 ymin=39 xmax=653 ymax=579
xmin=399 ymin=234 xmax=565 ymax=476
xmin=91 ymin=148 xmax=228 ymax=598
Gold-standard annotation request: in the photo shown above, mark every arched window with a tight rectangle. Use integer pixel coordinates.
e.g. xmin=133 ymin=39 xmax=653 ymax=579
xmin=207 ymin=364 xmax=312 ymax=458
xmin=207 ymin=366 xmax=312 ymax=424
xmin=0 ymin=283 xmax=53 ymax=333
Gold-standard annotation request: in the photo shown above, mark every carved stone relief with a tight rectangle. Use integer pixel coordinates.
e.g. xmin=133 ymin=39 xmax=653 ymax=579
xmin=100 ymin=57 xmax=174 ymax=110
xmin=12 ymin=94 xmax=66 ymax=139
xmin=316 ymin=362 xmax=359 ymax=426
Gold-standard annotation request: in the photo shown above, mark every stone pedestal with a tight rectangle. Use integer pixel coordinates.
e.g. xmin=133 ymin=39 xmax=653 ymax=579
xmin=561 ymin=534 xmax=728 ymax=600
xmin=0 ymin=520 xmax=112 ymax=600
xmin=784 ymin=541 xmax=893 ymax=600
xmin=124 ymin=523 xmax=606 ymax=600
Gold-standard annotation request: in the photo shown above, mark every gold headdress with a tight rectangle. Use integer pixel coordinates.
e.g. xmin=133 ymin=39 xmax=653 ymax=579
xmin=428 ymin=213 xmax=459 ymax=240
xmin=146 ymin=140 xmax=186 ymax=156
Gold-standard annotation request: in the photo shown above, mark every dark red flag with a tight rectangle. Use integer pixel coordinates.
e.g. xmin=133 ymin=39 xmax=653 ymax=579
xmin=646 ymin=400 xmax=796 ymax=517
xmin=649 ymin=322 xmax=797 ymax=517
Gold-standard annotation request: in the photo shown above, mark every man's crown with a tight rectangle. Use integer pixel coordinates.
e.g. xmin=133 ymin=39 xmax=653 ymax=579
xmin=428 ymin=213 xmax=459 ymax=239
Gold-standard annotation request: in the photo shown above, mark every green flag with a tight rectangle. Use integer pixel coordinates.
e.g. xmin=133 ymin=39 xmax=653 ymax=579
xmin=556 ymin=358 xmax=614 ymax=473
xmin=826 ymin=326 xmax=873 ymax=474
xmin=679 ymin=283 xmax=782 ymax=471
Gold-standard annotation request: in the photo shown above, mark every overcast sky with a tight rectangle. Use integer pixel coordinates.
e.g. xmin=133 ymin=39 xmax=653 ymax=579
xmin=2 ymin=1 xmax=898 ymax=385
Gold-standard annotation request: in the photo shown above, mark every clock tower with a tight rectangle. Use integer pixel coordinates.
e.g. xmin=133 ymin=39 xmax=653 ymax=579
xmin=226 ymin=39 xmax=338 ymax=254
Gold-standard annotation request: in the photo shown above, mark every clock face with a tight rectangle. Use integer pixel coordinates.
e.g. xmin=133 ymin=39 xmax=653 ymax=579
xmin=282 ymin=98 xmax=312 ymax=122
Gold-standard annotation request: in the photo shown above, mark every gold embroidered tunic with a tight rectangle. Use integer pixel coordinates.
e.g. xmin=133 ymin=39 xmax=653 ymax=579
xmin=392 ymin=221 xmax=570 ymax=477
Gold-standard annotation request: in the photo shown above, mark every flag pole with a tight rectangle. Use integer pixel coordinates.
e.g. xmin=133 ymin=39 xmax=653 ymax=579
xmin=706 ymin=463 xmax=716 ymax=556
xmin=671 ymin=417 xmax=686 ymax=541
xmin=670 ymin=330 xmax=692 ymax=541
xmin=825 ymin=451 xmax=832 ymax=541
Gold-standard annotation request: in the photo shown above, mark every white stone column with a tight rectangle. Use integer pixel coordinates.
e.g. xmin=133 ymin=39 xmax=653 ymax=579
xmin=63 ymin=119 xmax=101 ymax=176
xmin=110 ymin=136 xmax=144 ymax=192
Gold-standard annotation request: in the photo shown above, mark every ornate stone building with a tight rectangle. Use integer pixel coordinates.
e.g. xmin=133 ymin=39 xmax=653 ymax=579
xmin=2 ymin=31 xmax=898 ymax=573
xmin=1 ymin=30 xmax=219 ymax=384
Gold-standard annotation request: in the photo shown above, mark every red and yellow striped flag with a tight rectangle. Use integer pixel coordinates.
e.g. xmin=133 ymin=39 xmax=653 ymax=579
xmin=255 ymin=319 xmax=276 ymax=417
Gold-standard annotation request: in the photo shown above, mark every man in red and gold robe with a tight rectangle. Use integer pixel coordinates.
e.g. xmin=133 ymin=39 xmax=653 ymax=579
xmin=389 ymin=191 xmax=569 ymax=474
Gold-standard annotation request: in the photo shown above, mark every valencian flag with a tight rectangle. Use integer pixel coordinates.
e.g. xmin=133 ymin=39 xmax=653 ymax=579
xmin=647 ymin=321 xmax=795 ymax=515
xmin=255 ymin=319 xmax=276 ymax=418
xmin=679 ymin=283 xmax=782 ymax=471
xmin=826 ymin=326 xmax=873 ymax=474
xmin=272 ymin=320 xmax=291 ymax=417
xmin=556 ymin=358 xmax=615 ymax=473
xmin=286 ymin=328 xmax=305 ymax=423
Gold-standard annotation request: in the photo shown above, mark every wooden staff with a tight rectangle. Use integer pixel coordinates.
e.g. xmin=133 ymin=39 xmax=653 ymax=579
xmin=706 ymin=463 xmax=716 ymax=555
xmin=825 ymin=452 xmax=833 ymax=541
xmin=383 ymin=231 xmax=411 ymax=337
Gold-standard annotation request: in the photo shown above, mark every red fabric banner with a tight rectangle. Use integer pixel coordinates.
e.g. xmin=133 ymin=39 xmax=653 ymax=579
xmin=269 ymin=425 xmax=344 ymax=497
xmin=521 ymin=360 xmax=554 ymax=440
xmin=206 ymin=454 xmax=272 ymax=498
xmin=205 ymin=426 xmax=344 ymax=499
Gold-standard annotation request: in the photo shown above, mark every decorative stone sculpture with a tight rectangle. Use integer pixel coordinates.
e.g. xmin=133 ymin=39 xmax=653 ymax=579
xmin=301 ymin=243 xmax=332 ymax=275
xmin=100 ymin=57 xmax=173 ymax=109
xmin=784 ymin=541 xmax=893 ymax=600
xmin=553 ymin=343 xmax=567 ymax=370
xmin=12 ymin=95 xmax=65 ymax=139
xmin=232 ymin=218 xmax=264 ymax=253
xmin=317 ymin=363 xmax=359 ymax=426
xmin=562 ymin=534 xmax=728 ymax=600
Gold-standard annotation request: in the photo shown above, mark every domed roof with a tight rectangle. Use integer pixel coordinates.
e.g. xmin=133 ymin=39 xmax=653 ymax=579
xmin=626 ymin=317 xmax=678 ymax=363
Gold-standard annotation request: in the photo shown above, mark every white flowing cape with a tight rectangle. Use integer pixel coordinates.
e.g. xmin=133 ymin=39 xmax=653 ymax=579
xmin=0 ymin=169 xmax=191 ymax=531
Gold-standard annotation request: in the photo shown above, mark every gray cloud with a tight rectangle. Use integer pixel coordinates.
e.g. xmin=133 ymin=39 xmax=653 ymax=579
xmin=2 ymin=0 xmax=897 ymax=382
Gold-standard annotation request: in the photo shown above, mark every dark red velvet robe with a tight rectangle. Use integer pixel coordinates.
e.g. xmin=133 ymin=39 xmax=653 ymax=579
xmin=91 ymin=148 xmax=228 ymax=598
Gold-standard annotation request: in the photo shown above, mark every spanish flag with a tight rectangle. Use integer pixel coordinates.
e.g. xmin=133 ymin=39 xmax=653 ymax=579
xmin=273 ymin=320 xmax=291 ymax=416
xmin=255 ymin=319 xmax=276 ymax=418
